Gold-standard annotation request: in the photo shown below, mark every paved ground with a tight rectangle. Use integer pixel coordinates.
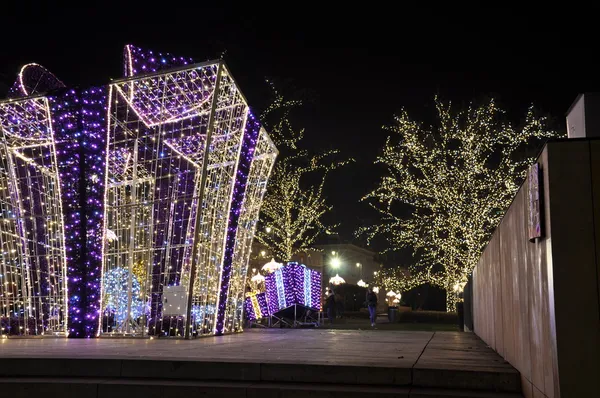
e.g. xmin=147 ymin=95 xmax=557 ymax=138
xmin=0 ymin=329 xmax=511 ymax=371
xmin=0 ymin=329 xmax=522 ymax=397
xmin=316 ymin=319 xmax=460 ymax=332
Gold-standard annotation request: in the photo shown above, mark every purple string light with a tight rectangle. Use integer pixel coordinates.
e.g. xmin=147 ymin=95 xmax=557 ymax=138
xmin=2 ymin=45 xmax=273 ymax=338
xmin=8 ymin=63 xmax=66 ymax=98
xmin=215 ymin=112 xmax=261 ymax=335
xmin=124 ymin=44 xmax=193 ymax=77
xmin=50 ymin=87 xmax=107 ymax=337
xmin=264 ymin=262 xmax=322 ymax=314
xmin=244 ymin=292 xmax=269 ymax=321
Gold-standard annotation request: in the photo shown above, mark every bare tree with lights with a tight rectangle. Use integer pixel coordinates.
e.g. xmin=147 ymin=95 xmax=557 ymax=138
xmin=361 ymin=97 xmax=559 ymax=311
xmin=255 ymin=81 xmax=351 ymax=262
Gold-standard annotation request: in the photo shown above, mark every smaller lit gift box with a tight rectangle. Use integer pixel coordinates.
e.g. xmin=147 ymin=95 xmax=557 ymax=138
xmin=265 ymin=262 xmax=321 ymax=314
xmin=244 ymin=292 xmax=269 ymax=321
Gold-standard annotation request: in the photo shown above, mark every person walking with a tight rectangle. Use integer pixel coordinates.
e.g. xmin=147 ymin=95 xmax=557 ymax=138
xmin=366 ymin=287 xmax=378 ymax=327
xmin=335 ymin=291 xmax=344 ymax=319
xmin=326 ymin=290 xmax=336 ymax=324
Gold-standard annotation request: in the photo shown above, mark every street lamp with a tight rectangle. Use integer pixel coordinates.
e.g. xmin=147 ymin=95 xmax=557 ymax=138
xmin=265 ymin=226 xmax=272 ymax=233
xmin=386 ymin=290 xmax=397 ymax=307
xmin=262 ymin=258 xmax=283 ymax=273
xmin=329 ymin=274 xmax=345 ymax=286
xmin=330 ymin=257 xmax=341 ymax=268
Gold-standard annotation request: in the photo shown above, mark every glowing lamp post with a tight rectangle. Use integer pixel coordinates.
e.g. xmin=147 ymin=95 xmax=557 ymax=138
xmin=262 ymin=258 xmax=283 ymax=274
xmin=326 ymin=254 xmax=342 ymax=295
xmin=386 ymin=290 xmax=398 ymax=307
xmin=386 ymin=290 xmax=400 ymax=322
xmin=330 ymin=257 xmax=341 ymax=269
xmin=329 ymin=274 xmax=346 ymax=286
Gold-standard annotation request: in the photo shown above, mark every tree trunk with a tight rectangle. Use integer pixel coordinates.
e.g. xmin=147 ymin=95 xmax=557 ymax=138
xmin=446 ymin=288 xmax=458 ymax=312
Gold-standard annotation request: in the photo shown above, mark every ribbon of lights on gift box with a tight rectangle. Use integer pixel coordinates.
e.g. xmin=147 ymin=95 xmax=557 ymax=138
xmin=264 ymin=262 xmax=321 ymax=315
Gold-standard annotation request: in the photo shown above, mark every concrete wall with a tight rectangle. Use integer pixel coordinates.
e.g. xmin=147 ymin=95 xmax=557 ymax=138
xmin=472 ymin=140 xmax=600 ymax=398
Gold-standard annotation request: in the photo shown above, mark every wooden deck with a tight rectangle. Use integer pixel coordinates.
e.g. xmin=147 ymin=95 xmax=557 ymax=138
xmin=0 ymin=329 xmax=522 ymax=397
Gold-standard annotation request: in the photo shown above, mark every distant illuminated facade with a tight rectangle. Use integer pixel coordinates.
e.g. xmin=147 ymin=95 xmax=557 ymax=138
xmin=0 ymin=45 xmax=277 ymax=338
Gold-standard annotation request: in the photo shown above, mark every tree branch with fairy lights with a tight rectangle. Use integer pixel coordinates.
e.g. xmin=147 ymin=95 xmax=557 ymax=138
xmin=255 ymin=81 xmax=352 ymax=262
xmin=361 ymin=97 xmax=560 ymax=311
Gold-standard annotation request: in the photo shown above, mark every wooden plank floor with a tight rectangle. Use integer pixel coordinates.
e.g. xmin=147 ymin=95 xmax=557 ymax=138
xmin=0 ymin=330 xmax=521 ymax=393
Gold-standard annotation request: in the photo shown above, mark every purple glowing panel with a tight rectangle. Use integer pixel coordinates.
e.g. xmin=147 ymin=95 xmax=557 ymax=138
xmin=257 ymin=292 xmax=269 ymax=317
xmin=0 ymin=96 xmax=68 ymax=336
xmin=1 ymin=80 xmax=106 ymax=337
xmin=124 ymin=45 xmax=194 ymax=77
xmin=103 ymin=78 xmax=207 ymax=335
xmin=2 ymin=45 xmax=276 ymax=338
xmin=244 ymin=292 xmax=270 ymax=321
xmin=311 ymin=270 xmax=322 ymax=310
xmin=265 ymin=271 xmax=281 ymax=315
xmin=264 ymin=262 xmax=321 ymax=313
xmin=103 ymin=47 xmax=251 ymax=337
xmin=113 ymin=65 xmax=218 ymax=127
xmin=8 ymin=63 xmax=66 ymax=98
xmin=50 ymin=87 xmax=107 ymax=337
xmin=244 ymin=296 xmax=256 ymax=321
xmin=215 ymin=112 xmax=261 ymax=335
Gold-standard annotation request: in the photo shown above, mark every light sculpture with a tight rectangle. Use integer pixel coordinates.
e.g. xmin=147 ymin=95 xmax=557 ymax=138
xmin=264 ymin=262 xmax=321 ymax=315
xmin=102 ymin=267 xmax=146 ymax=331
xmin=0 ymin=45 xmax=277 ymax=338
xmin=244 ymin=291 xmax=269 ymax=321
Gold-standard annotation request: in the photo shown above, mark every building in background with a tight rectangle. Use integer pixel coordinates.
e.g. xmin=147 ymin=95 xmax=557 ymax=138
xmin=309 ymin=243 xmax=380 ymax=286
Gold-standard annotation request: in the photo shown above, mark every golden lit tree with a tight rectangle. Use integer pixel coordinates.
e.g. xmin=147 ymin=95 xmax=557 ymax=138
xmin=372 ymin=267 xmax=425 ymax=294
xmin=255 ymin=81 xmax=351 ymax=262
xmin=361 ymin=97 xmax=559 ymax=311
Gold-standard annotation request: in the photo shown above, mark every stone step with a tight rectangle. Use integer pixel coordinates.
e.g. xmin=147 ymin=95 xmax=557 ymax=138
xmin=0 ymin=377 xmax=525 ymax=398
xmin=0 ymin=357 xmax=521 ymax=393
xmin=0 ymin=330 xmax=523 ymax=395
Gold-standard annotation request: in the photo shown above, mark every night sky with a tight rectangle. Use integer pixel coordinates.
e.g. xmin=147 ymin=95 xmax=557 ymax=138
xmin=2 ymin=5 xmax=599 ymax=259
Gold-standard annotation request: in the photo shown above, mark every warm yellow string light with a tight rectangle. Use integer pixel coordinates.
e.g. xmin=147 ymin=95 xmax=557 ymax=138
xmin=361 ymin=97 xmax=561 ymax=311
xmin=249 ymin=293 xmax=262 ymax=319
xmin=255 ymin=81 xmax=353 ymax=262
